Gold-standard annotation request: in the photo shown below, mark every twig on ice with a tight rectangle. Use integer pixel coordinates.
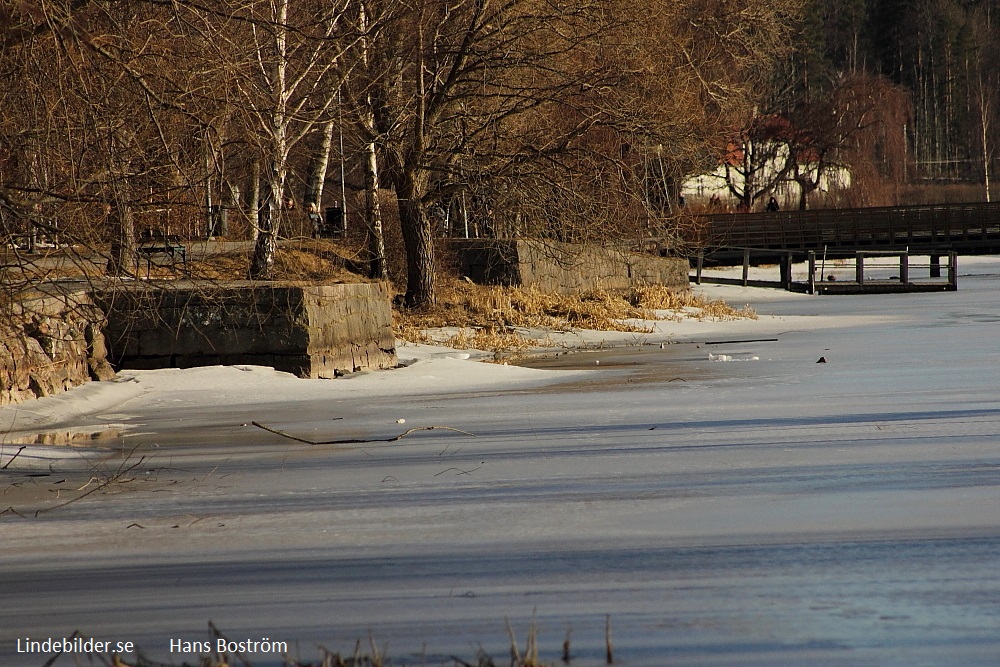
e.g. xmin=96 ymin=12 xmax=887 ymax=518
xmin=1 ymin=446 xmax=26 ymax=470
xmin=251 ymin=421 xmax=476 ymax=445
xmin=433 ymin=465 xmax=482 ymax=477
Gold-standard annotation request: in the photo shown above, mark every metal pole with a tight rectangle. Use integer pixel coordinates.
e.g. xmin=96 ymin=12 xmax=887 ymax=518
xmin=338 ymin=87 xmax=348 ymax=234
xmin=462 ymin=191 xmax=469 ymax=239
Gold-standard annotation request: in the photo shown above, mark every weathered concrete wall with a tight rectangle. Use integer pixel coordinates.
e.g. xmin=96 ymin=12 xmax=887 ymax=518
xmin=0 ymin=289 xmax=115 ymax=406
xmin=450 ymin=239 xmax=689 ymax=293
xmin=96 ymin=281 xmax=397 ymax=378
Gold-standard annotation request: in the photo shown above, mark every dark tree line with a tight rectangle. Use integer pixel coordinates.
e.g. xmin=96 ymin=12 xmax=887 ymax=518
xmin=796 ymin=0 xmax=1000 ymax=189
xmin=712 ymin=0 xmax=1000 ymax=211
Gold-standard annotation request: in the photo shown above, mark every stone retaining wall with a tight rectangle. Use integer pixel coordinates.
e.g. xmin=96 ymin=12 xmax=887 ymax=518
xmin=1 ymin=281 xmax=398 ymax=405
xmin=449 ymin=239 xmax=689 ymax=293
xmin=0 ymin=289 xmax=115 ymax=405
xmin=96 ymin=281 xmax=397 ymax=379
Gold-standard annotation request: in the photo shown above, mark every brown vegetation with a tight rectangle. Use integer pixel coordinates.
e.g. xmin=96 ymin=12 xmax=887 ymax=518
xmin=394 ymin=277 xmax=756 ymax=357
xmin=0 ymin=0 xmax=802 ymax=312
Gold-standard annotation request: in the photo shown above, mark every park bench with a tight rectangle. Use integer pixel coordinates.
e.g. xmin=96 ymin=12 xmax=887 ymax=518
xmin=138 ymin=231 xmax=186 ymax=271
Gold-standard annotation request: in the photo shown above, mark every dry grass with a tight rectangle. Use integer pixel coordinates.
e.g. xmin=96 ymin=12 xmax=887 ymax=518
xmin=395 ymin=278 xmax=756 ymax=355
xmin=186 ymin=239 xmax=367 ymax=283
xmin=0 ymin=238 xmax=368 ymax=286
xmin=3 ymin=239 xmax=754 ymax=360
xmin=38 ymin=619 xmax=604 ymax=667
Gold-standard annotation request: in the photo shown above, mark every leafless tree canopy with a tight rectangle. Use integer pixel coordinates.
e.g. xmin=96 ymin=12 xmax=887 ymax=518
xmin=0 ymin=0 xmax=803 ymax=307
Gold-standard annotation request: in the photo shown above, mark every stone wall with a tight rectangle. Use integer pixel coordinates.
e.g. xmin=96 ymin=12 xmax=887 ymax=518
xmin=96 ymin=281 xmax=397 ymax=378
xmin=449 ymin=239 xmax=689 ymax=293
xmin=0 ymin=288 xmax=115 ymax=405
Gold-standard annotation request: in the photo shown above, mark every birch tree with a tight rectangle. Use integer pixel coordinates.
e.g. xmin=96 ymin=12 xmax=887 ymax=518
xmin=233 ymin=0 xmax=350 ymax=279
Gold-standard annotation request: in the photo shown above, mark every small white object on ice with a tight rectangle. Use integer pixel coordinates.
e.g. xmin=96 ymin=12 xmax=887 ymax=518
xmin=396 ymin=418 xmax=405 ymax=424
xmin=708 ymin=353 xmax=733 ymax=362
xmin=595 ymin=360 xmax=600 ymax=365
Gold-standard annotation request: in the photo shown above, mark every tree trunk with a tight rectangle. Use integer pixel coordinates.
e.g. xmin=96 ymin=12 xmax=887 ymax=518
xmin=304 ymin=120 xmax=334 ymax=211
xmin=247 ymin=160 xmax=261 ymax=242
xmin=249 ymin=0 xmax=288 ymax=279
xmin=396 ymin=177 xmax=435 ymax=308
xmin=365 ymin=141 xmax=389 ymax=280
xmin=796 ymin=177 xmax=818 ymax=210
xmin=106 ymin=203 xmax=138 ymax=277
xmin=249 ymin=170 xmax=281 ymax=280
xmin=204 ymin=142 xmax=214 ymax=238
xmin=980 ymin=75 xmax=991 ymax=202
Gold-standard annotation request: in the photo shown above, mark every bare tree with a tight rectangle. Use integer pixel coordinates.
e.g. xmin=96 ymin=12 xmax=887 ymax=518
xmin=781 ymin=73 xmax=910 ymax=209
xmin=340 ymin=0 xmax=804 ymax=307
xmin=1 ymin=0 xmax=804 ymax=309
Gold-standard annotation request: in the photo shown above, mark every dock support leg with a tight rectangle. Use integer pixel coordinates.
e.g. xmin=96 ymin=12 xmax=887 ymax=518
xmin=930 ymin=254 xmax=941 ymax=278
xmin=808 ymin=251 xmax=816 ymax=294
xmin=742 ymin=249 xmax=750 ymax=286
xmin=780 ymin=254 xmax=792 ymax=290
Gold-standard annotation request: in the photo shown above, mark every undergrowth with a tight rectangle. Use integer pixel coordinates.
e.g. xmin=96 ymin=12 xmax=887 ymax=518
xmin=395 ymin=278 xmax=756 ymax=356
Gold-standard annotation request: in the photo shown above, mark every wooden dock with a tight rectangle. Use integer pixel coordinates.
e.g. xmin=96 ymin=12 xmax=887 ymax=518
xmin=698 ymin=202 xmax=1000 ymax=255
xmin=692 ymin=250 xmax=958 ymax=295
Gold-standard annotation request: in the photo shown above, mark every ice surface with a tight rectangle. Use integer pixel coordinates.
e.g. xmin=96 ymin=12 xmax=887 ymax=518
xmin=3 ymin=258 xmax=1000 ymax=666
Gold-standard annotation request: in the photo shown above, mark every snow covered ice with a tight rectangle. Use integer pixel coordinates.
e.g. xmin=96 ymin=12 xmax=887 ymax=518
xmin=3 ymin=258 xmax=1000 ymax=666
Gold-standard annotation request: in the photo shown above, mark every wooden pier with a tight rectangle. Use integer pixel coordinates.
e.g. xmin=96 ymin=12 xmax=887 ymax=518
xmin=692 ymin=249 xmax=958 ymax=294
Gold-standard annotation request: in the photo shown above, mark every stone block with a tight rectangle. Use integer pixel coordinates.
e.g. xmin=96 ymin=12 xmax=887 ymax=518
xmin=96 ymin=281 xmax=397 ymax=378
xmin=449 ymin=239 xmax=689 ymax=293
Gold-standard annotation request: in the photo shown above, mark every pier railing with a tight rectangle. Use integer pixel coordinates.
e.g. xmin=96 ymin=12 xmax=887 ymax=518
xmin=697 ymin=202 xmax=1000 ymax=253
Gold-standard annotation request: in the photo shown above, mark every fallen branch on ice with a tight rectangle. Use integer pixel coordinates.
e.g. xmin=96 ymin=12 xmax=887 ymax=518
xmin=1 ymin=445 xmax=26 ymax=469
xmin=251 ymin=421 xmax=476 ymax=445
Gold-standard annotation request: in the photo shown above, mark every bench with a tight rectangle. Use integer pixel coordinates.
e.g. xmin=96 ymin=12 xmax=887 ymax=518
xmin=139 ymin=233 xmax=186 ymax=271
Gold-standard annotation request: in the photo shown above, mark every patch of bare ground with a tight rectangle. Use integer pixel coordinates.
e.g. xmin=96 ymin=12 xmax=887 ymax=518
xmin=185 ymin=239 xmax=369 ymax=284
xmin=0 ymin=238 xmax=370 ymax=286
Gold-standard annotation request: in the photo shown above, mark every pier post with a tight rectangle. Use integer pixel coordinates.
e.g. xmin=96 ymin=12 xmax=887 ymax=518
xmin=780 ymin=253 xmax=793 ymax=290
xmin=808 ymin=251 xmax=816 ymax=294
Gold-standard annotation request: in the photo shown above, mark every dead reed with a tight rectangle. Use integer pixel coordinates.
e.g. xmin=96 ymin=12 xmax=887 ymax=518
xmin=395 ymin=279 xmax=756 ymax=355
xmin=36 ymin=618 xmax=618 ymax=667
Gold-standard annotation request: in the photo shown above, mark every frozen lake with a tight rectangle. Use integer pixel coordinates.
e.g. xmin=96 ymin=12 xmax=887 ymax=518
xmin=3 ymin=259 xmax=1000 ymax=666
